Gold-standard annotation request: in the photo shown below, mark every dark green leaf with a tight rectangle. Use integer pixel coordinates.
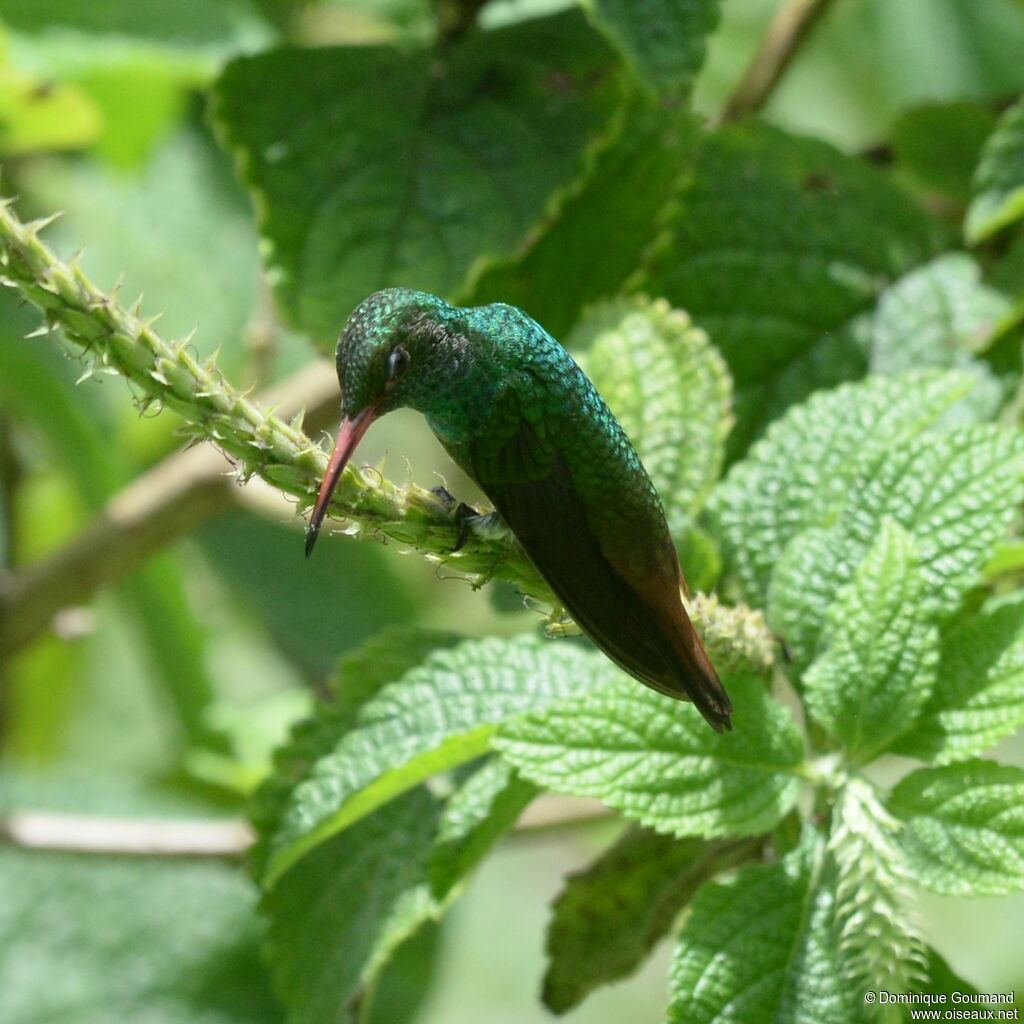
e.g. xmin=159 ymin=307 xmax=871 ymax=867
xmin=264 ymin=788 xmax=442 ymax=1024
xmin=890 ymin=101 xmax=999 ymax=205
xmin=543 ymin=827 xmax=756 ymax=1014
xmin=198 ymin=509 xmax=420 ymax=680
xmin=213 ymin=10 xmax=623 ymax=344
xmin=585 ymin=0 xmax=721 ymax=97
xmin=464 ymin=100 xmax=694 ymax=338
xmin=643 ymin=122 xmax=945 ymax=453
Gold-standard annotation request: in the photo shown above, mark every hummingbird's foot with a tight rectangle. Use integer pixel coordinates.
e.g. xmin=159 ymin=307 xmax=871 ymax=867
xmin=451 ymin=504 xmax=509 ymax=553
xmin=430 ymin=484 xmax=459 ymax=511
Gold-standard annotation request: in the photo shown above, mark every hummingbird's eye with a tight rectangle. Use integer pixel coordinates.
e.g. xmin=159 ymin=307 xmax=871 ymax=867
xmin=386 ymin=346 xmax=410 ymax=384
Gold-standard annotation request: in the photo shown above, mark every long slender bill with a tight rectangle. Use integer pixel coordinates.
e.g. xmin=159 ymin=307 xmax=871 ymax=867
xmin=304 ymin=405 xmax=377 ymax=558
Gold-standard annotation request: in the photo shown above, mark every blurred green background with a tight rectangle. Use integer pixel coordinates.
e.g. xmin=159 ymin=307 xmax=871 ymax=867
xmin=1 ymin=1 xmax=1023 ymax=1021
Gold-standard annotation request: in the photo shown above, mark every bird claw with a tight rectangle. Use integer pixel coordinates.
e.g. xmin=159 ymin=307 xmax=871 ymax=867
xmin=430 ymin=487 xmax=508 ymax=552
xmin=451 ymin=503 xmax=508 ymax=553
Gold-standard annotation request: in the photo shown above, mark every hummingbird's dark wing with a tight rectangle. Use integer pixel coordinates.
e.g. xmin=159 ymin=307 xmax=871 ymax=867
xmin=465 ymin=388 xmax=732 ymax=732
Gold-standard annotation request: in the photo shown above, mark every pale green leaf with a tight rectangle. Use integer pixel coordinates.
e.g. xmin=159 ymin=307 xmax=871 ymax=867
xmin=967 ymin=97 xmax=1024 ymax=243
xmin=895 ymin=595 xmax=1024 ymax=764
xmin=644 ymin=122 xmax=945 ymax=453
xmin=213 ymin=9 xmax=623 ymax=344
xmin=804 ymin=521 xmax=939 ymax=761
xmin=264 ymin=635 xmax=604 ymax=885
xmin=668 ymin=832 xmax=863 ymax=1024
xmin=496 ymin=674 xmax=804 ymax=839
xmin=543 ymin=827 xmax=756 ymax=1014
xmin=571 ymin=296 xmax=731 ymax=535
xmin=708 ymin=371 xmax=972 ymax=605
xmin=427 ymin=758 xmax=538 ymax=900
xmin=264 ymin=789 xmax=442 ymax=1024
xmin=584 ymin=0 xmax=721 ymax=96
xmin=890 ymin=760 xmax=1024 ymax=897
xmin=868 ymin=254 xmax=1011 ymax=374
xmin=769 ymin=425 xmax=1024 ymax=666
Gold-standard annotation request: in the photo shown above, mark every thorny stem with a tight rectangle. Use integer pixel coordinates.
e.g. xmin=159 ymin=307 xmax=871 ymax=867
xmin=0 ymin=198 xmax=774 ymax=672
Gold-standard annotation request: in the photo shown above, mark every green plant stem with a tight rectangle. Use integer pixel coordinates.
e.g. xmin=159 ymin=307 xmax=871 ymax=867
xmin=0 ymin=197 xmax=774 ymax=670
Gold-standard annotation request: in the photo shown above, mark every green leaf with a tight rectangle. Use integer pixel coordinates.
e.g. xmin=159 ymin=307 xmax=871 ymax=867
xmin=0 ymin=848 xmax=278 ymax=1024
xmin=890 ymin=760 xmax=1024 ymax=897
xmin=249 ymin=626 xmax=460 ymax=877
xmin=708 ymin=370 xmax=972 ymax=606
xmin=895 ymin=595 xmax=1024 ymax=764
xmin=0 ymin=775 xmax=278 ymax=1024
xmin=264 ymin=635 xmax=604 ymax=885
xmin=967 ymin=97 xmax=1024 ymax=243
xmin=769 ymin=425 xmax=1024 ymax=666
xmin=868 ymin=254 xmax=1011 ymax=375
xmin=543 ymin=827 xmax=757 ymax=1014
xmin=668 ymin=831 xmax=863 ymax=1024
xmin=0 ymin=0 xmax=271 ymax=54
xmin=643 ymin=122 xmax=945 ymax=453
xmin=496 ymin=674 xmax=804 ymax=839
xmin=213 ymin=9 xmax=623 ymax=344
xmin=427 ymin=758 xmax=538 ymax=900
xmin=264 ymin=788 xmax=443 ymax=1024
xmin=0 ymin=62 xmax=100 ymax=156
xmin=890 ymin=101 xmax=999 ymax=205
xmin=583 ymin=0 xmax=721 ymax=97
xmin=464 ymin=99 xmax=695 ymax=338
xmin=804 ymin=521 xmax=939 ymax=762
xmin=571 ymin=296 xmax=731 ymax=536
xmin=365 ymin=922 xmax=442 ymax=1024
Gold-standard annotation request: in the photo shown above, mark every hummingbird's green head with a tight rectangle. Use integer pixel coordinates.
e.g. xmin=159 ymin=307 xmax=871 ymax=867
xmin=334 ymin=288 xmax=452 ymax=420
xmin=306 ymin=288 xmax=456 ymax=555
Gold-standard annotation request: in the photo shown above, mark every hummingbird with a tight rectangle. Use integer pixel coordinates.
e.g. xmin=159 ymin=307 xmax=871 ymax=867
xmin=305 ymin=289 xmax=732 ymax=732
